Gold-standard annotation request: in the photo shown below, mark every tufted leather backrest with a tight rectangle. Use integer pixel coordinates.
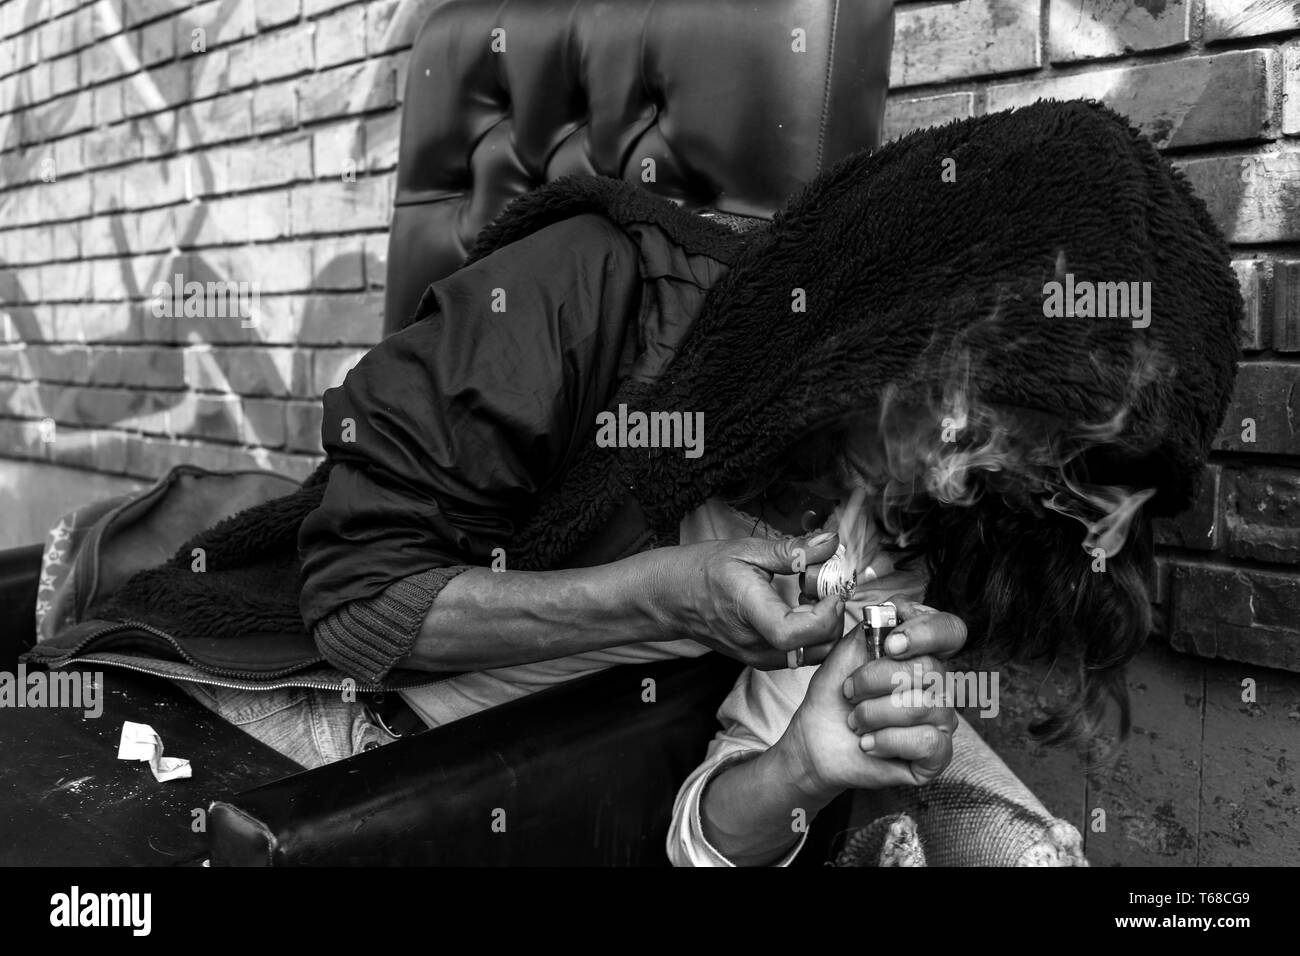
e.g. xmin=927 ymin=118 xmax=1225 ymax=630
xmin=384 ymin=0 xmax=895 ymax=336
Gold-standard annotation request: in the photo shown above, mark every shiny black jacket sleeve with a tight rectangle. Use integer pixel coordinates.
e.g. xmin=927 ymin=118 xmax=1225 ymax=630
xmin=297 ymin=214 xmax=653 ymax=683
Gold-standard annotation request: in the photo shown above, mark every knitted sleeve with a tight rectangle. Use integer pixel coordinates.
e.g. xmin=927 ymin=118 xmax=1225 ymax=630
xmin=312 ymin=565 xmax=474 ymax=685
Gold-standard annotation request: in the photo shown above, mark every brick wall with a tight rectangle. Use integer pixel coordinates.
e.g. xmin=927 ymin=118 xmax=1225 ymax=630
xmin=0 ymin=1 xmax=1296 ymax=671
xmin=885 ymin=0 xmax=1300 ymax=674
xmin=0 ymin=0 xmax=421 ymax=544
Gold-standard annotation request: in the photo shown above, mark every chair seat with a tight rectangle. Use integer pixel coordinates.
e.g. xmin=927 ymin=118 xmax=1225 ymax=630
xmin=0 ymin=667 xmax=300 ymax=865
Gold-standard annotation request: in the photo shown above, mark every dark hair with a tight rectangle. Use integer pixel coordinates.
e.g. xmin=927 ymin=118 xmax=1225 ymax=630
xmin=904 ymin=488 xmax=1153 ymax=750
xmin=728 ymin=409 xmax=1156 ymax=753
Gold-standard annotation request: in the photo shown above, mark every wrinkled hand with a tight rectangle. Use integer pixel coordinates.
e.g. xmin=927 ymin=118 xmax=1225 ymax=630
xmin=649 ymin=531 xmax=845 ymax=669
xmin=777 ymin=596 xmax=966 ymax=799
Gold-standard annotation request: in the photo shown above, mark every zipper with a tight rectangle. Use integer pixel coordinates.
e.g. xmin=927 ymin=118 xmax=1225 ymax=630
xmin=59 ymin=655 xmax=450 ymax=694
xmin=46 ymin=619 xmax=451 ymax=693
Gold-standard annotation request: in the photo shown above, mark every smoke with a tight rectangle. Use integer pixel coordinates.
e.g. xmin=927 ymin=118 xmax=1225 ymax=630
xmin=834 ymin=335 xmax=1170 ymax=560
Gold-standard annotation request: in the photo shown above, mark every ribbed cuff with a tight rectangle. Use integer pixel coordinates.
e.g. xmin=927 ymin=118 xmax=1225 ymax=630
xmin=313 ymin=565 xmax=474 ymax=684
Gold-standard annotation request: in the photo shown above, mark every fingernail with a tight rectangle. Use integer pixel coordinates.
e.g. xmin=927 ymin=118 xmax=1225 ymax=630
xmin=859 ymin=734 xmax=876 ymax=752
xmin=846 ymin=712 xmax=858 ymax=732
xmin=842 ymin=677 xmax=854 ymax=699
xmin=887 ymin=632 xmax=909 ymax=656
xmin=808 ymin=531 xmax=836 ymax=547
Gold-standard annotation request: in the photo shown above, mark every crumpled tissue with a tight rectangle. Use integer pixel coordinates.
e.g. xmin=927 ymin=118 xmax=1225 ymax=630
xmin=117 ymin=720 xmax=192 ymax=782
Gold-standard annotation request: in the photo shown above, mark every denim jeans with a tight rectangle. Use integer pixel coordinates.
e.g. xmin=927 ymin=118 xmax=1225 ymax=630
xmin=175 ymin=680 xmax=398 ymax=770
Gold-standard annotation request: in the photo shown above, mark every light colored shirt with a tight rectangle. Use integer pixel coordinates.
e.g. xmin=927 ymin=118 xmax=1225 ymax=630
xmin=665 ymin=507 xmax=927 ymax=867
xmin=397 ymin=494 xmax=924 ymax=866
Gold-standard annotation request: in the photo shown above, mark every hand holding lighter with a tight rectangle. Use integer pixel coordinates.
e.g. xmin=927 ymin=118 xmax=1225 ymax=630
xmin=862 ymin=604 xmax=897 ymax=660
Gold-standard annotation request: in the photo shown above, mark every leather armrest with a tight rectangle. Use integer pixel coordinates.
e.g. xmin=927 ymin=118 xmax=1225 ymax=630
xmin=210 ymin=653 xmax=746 ymax=866
xmin=0 ymin=543 xmax=43 ymax=669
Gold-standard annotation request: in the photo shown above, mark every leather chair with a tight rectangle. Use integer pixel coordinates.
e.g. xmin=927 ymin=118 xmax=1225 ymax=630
xmin=0 ymin=0 xmax=894 ymax=865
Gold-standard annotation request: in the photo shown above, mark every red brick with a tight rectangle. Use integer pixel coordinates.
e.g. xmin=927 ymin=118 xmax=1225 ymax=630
xmin=137 ymin=113 xmax=177 ymax=158
xmin=79 ymin=35 xmax=131 ymax=85
xmin=94 ymin=253 xmax=173 ymax=301
xmin=304 ymin=0 xmax=355 ymax=17
xmin=1213 ymin=362 xmax=1300 ymax=455
xmin=150 ymin=390 xmax=243 ymax=441
xmin=251 ymin=78 xmax=296 ymax=133
xmin=30 ymin=89 xmax=92 ymax=138
xmin=315 ymin=5 xmax=366 ymax=69
xmin=310 ymin=346 xmax=367 ymax=393
xmin=175 ymin=91 xmax=253 ymax=149
xmin=0 ymin=381 xmax=42 ymax=417
xmin=23 ymin=344 xmax=90 ymax=382
xmin=1285 ymin=45 xmax=1300 ymax=136
xmin=1274 ymin=261 xmax=1300 ymax=351
xmin=188 ymin=47 xmax=232 ymax=99
xmin=50 ymin=384 xmax=168 ymax=429
xmin=185 ymin=0 xmax=257 ymax=48
xmin=56 ymin=302 xmax=142 ymax=343
xmin=290 ymin=175 xmax=391 ymax=236
xmin=362 ymin=233 xmax=387 ymax=288
xmin=123 ymin=0 xmax=189 ymax=30
xmin=0 ymin=266 xmax=41 ymax=305
xmin=91 ymin=79 xmax=125 ymax=126
xmin=1169 ymin=563 xmax=1300 ymax=671
xmin=361 ymin=108 xmax=399 ymax=171
xmin=2 ymin=225 xmax=54 ymax=264
xmin=240 ymin=397 xmax=286 ymax=447
xmin=49 ymin=51 xmax=78 ymax=96
xmin=83 ymin=123 xmax=143 ymax=169
xmin=297 ymin=60 xmax=395 ymax=124
xmin=892 ymin=0 xmax=1041 ymax=89
xmin=139 ymin=16 xmax=176 ymax=65
xmin=313 ymin=119 xmax=365 ymax=178
xmin=224 ymin=134 xmax=313 ymax=191
xmin=38 ymin=259 xmax=92 ymax=301
xmin=208 ymin=242 xmax=315 ymax=294
xmin=883 ymin=92 xmax=974 ymax=143
xmin=192 ymin=190 xmax=293 ymax=246
xmin=1177 ymin=151 xmax=1300 ymax=244
xmin=256 ymin=0 xmax=303 ymax=30
xmin=121 ymin=156 xmax=190 ymax=209
xmin=252 ymin=292 xmax=383 ymax=345
xmin=254 ymin=21 xmax=315 ymax=82
xmin=1206 ymin=0 xmax=1300 ymax=42
xmin=0 ymin=345 xmax=26 ymax=379
xmin=1232 ymin=260 xmax=1272 ymax=352
xmin=182 ymin=344 xmax=307 ymax=396
xmin=85 ymin=345 xmax=183 ymax=388
xmin=122 ymin=60 xmax=191 ymax=118
xmin=366 ymin=0 xmax=417 ymax=57
xmin=988 ymin=51 xmax=1274 ymax=149
xmin=1051 ymin=0 xmax=1191 ymax=62
xmin=313 ymin=237 xmax=365 ymax=290
xmin=38 ymin=174 xmax=95 ymax=223
xmin=89 ymin=169 xmax=127 ymax=215
xmin=53 ymin=134 xmax=84 ymax=178
xmin=122 ymin=432 xmax=263 ymax=477
xmin=284 ymin=399 xmax=322 ymax=452
xmin=296 ymin=292 xmax=384 ymax=344
xmin=1222 ymin=466 xmax=1300 ymax=564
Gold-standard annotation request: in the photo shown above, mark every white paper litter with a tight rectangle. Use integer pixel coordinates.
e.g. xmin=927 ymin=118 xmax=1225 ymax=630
xmin=116 ymin=720 xmax=192 ymax=782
